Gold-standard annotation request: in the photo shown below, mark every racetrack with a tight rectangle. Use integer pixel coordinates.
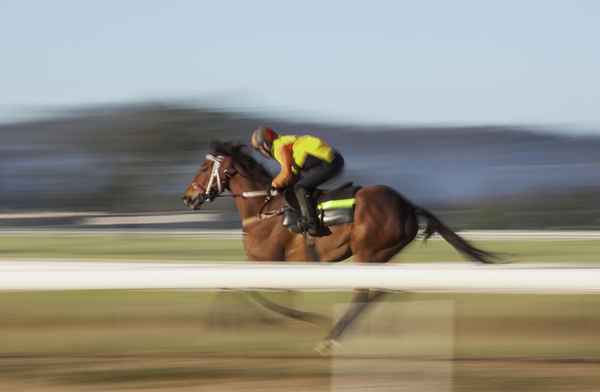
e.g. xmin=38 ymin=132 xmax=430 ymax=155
xmin=1 ymin=232 xmax=599 ymax=390
xmin=2 ymin=354 xmax=599 ymax=392
xmin=1 ymin=286 xmax=599 ymax=391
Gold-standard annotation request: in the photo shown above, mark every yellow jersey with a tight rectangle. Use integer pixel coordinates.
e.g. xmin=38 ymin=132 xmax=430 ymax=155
xmin=272 ymin=135 xmax=334 ymax=174
xmin=270 ymin=134 xmax=335 ymax=188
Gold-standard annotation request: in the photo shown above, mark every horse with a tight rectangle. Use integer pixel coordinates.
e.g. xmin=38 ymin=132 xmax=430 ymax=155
xmin=182 ymin=141 xmax=498 ymax=353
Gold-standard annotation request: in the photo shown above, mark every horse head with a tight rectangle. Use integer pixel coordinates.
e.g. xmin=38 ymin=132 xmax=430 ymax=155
xmin=182 ymin=142 xmax=272 ymax=210
xmin=182 ymin=151 xmax=237 ymax=210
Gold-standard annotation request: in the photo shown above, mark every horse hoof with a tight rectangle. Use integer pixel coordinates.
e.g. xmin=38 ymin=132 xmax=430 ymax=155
xmin=314 ymin=339 xmax=340 ymax=356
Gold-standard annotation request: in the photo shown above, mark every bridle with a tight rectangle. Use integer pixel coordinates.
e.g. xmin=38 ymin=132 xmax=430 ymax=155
xmin=190 ymin=154 xmax=270 ymax=204
xmin=188 ymin=154 xmax=284 ymax=221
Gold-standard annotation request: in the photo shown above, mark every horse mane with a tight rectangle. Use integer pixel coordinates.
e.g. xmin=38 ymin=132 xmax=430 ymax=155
xmin=210 ymin=141 xmax=273 ymax=183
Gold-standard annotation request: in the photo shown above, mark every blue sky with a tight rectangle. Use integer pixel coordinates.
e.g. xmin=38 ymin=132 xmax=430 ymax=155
xmin=1 ymin=1 xmax=599 ymax=129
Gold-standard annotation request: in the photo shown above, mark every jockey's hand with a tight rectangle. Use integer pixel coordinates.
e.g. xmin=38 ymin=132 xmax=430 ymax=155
xmin=267 ymin=186 xmax=279 ymax=197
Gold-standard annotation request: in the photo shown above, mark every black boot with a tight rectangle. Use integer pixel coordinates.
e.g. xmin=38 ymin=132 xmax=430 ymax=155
xmin=295 ymin=187 xmax=323 ymax=236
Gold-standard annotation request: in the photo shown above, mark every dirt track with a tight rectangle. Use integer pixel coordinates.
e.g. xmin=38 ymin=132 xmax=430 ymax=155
xmin=1 ymin=355 xmax=600 ymax=392
xmin=2 ymin=288 xmax=600 ymax=391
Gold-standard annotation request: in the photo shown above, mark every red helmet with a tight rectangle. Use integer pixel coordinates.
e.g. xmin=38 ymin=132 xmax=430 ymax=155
xmin=251 ymin=126 xmax=279 ymax=157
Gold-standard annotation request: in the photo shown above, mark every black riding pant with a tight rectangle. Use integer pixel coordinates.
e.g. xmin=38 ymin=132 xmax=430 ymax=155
xmin=294 ymin=152 xmax=344 ymax=192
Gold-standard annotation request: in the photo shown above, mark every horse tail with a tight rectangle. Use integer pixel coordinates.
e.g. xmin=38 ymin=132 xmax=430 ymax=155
xmin=413 ymin=205 xmax=500 ymax=264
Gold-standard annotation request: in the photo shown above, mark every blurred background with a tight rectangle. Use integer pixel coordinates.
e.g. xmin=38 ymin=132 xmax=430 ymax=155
xmin=1 ymin=1 xmax=600 ymax=391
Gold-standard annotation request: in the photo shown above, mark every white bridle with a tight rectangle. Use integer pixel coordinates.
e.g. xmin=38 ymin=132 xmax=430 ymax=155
xmin=205 ymin=154 xmax=224 ymax=194
xmin=191 ymin=154 xmax=269 ymax=201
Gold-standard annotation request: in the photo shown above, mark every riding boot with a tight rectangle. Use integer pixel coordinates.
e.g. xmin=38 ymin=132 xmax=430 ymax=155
xmin=294 ymin=187 xmax=321 ymax=236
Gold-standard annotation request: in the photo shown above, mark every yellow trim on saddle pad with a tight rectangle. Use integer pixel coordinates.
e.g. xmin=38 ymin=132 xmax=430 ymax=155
xmin=317 ymin=198 xmax=356 ymax=210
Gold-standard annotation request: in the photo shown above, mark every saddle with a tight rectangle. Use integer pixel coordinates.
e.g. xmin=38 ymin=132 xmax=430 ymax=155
xmin=282 ymin=182 xmax=361 ymax=234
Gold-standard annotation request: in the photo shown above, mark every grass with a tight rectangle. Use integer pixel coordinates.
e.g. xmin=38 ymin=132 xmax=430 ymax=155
xmin=0 ymin=234 xmax=246 ymax=261
xmin=1 ymin=233 xmax=600 ymax=262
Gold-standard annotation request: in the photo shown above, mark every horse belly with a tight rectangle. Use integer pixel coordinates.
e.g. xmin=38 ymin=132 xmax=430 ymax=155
xmin=317 ymin=224 xmax=353 ymax=262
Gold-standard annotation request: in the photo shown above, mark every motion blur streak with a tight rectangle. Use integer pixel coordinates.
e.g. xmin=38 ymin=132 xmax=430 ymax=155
xmin=1 ymin=104 xmax=600 ymax=391
xmin=2 ymin=102 xmax=600 ymax=231
xmin=3 ymin=0 xmax=600 ymax=389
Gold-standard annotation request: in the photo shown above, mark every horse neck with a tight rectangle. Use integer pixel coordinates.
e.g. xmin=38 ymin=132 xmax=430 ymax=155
xmin=228 ymin=174 xmax=271 ymax=220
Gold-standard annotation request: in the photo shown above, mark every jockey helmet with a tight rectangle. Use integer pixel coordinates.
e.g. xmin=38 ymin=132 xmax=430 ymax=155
xmin=251 ymin=126 xmax=279 ymax=158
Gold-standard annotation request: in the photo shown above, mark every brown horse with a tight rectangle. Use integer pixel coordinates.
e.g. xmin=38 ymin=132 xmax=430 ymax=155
xmin=182 ymin=142 xmax=498 ymax=352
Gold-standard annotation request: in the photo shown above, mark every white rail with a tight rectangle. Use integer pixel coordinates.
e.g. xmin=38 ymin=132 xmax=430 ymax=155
xmin=0 ymin=261 xmax=599 ymax=293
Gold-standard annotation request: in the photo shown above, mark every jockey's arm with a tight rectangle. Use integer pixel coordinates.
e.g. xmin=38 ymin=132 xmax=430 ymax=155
xmin=272 ymin=144 xmax=295 ymax=188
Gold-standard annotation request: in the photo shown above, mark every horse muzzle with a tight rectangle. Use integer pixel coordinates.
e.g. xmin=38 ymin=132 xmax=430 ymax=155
xmin=182 ymin=194 xmax=206 ymax=210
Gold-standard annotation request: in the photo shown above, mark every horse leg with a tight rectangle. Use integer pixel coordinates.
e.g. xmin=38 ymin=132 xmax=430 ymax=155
xmin=316 ymin=220 xmax=418 ymax=355
xmin=315 ymin=289 xmax=386 ymax=354
xmin=247 ymin=291 xmax=330 ymax=326
xmin=327 ymin=289 xmax=387 ymax=341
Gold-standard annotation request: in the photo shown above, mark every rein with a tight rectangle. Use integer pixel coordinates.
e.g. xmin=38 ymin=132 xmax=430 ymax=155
xmin=224 ymin=190 xmax=269 ymax=199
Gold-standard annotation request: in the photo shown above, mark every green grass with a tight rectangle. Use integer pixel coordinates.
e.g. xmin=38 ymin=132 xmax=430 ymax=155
xmin=0 ymin=234 xmax=246 ymax=261
xmin=1 ymin=233 xmax=600 ymax=262
xmin=396 ymin=238 xmax=600 ymax=263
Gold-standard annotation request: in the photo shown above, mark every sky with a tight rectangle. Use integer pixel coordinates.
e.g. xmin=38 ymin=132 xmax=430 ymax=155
xmin=1 ymin=0 xmax=599 ymax=129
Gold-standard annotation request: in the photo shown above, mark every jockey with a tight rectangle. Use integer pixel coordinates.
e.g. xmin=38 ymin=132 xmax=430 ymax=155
xmin=251 ymin=126 xmax=344 ymax=236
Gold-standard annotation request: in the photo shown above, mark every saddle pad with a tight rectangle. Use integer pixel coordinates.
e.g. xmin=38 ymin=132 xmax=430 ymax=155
xmin=316 ymin=182 xmax=361 ymax=210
